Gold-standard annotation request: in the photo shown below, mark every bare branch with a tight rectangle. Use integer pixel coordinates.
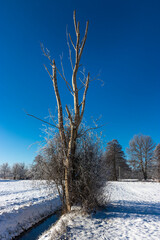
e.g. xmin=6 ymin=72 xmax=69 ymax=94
xmin=25 ymin=111 xmax=59 ymax=129
xmin=78 ymin=68 xmax=88 ymax=91
xmin=69 ymin=33 xmax=76 ymax=50
xmin=80 ymin=73 xmax=90 ymax=122
xmin=51 ymin=60 xmax=67 ymax=154
xmin=55 ymin=65 xmax=74 ymax=96
xmin=66 ymin=27 xmax=74 ymax=70
xmin=77 ymin=21 xmax=80 ymax=34
xmin=65 ymin=105 xmax=73 ymax=125
xmin=75 ymin=32 xmax=80 ymax=64
xmin=79 ymin=76 xmax=85 ymax=85
xmin=71 ymin=19 xmax=81 ymax=121
xmin=90 ymin=71 xmax=104 ymax=86
xmin=79 ymin=21 xmax=89 ymax=59
xmin=92 ymin=115 xmax=103 ymax=127
xmin=79 ymin=102 xmax=82 ymax=109
xmin=73 ymin=10 xmax=77 ymax=33
xmin=44 ymin=64 xmax=52 ymax=80
xmin=41 ymin=43 xmax=52 ymax=63
xmin=48 ymin=108 xmax=57 ymax=126
xmin=78 ymin=83 xmax=86 ymax=92
xmin=42 ymin=42 xmax=73 ymax=95
xmin=80 ymin=68 xmax=86 ymax=78
xmin=60 ymin=53 xmax=67 ymax=82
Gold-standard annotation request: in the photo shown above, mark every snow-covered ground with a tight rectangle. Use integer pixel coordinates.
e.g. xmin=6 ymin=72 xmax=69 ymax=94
xmin=1 ymin=180 xmax=160 ymax=240
xmin=39 ymin=181 xmax=160 ymax=240
xmin=0 ymin=180 xmax=60 ymax=239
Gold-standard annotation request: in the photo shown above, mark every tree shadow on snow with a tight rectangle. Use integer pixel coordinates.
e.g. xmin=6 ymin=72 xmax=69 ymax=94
xmin=92 ymin=201 xmax=160 ymax=220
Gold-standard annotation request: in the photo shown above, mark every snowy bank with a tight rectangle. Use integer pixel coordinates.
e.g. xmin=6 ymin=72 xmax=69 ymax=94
xmin=39 ymin=181 xmax=160 ymax=240
xmin=0 ymin=180 xmax=61 ymax=239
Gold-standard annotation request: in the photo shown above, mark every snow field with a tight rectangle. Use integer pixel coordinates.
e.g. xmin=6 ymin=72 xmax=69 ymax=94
xmin=0 ymin=180 xmax=61 ymax=239
xmin=39 ymin=181 xmax=160 ymax=240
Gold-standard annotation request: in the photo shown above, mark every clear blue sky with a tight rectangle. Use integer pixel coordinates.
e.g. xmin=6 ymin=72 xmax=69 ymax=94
xmin=0 ymin=0 xmax=160 ymax=165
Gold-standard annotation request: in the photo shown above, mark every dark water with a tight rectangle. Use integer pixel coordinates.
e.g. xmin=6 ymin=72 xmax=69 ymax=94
xmin=17 ymin=213 xmax=59 ymax=240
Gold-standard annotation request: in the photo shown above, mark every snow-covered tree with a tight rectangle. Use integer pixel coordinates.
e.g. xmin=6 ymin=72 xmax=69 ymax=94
xmin=12 ymin=163 xmax=28 ymax=180
xmin=30 ymin=155 xmax=45 ymax=180
xmin=127 ymin=134 xmax=155 ymax=180
xmin=0 ymin=163 xmax=10 ymax=179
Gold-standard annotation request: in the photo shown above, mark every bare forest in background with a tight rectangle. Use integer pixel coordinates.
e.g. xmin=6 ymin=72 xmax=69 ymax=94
xmin=1 ymin=134 xmax=160 ymax=182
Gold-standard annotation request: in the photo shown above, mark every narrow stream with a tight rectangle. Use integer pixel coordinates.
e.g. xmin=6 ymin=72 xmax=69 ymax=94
xmin=15 ymin=211 xmax=60 ymax=240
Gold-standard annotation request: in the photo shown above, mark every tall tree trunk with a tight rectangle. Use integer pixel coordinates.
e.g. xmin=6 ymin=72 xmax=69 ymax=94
xmin=144 ymin=171 xmax=147 ymax=180
xmin=43 ymin=11 xmax=89 ymax=212
xmin=64 ymin=159 xmax=71 ymax=212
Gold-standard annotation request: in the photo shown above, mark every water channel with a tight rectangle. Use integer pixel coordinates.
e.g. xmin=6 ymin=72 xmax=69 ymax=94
xmin=15 ymin=211 xmax=60 ymax=240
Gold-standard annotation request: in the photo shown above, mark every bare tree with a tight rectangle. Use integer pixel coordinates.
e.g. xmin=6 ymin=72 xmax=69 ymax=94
xmin=40 ymin=11 xmax=93 ymax=212
xmin=127 ymin=134 xmax=155 ymax=180
xmin=0 ymin=163 xmax=10 ymax=179
xmin=153 ymin=144 xmax=160 ymax=181
xmin=104 ymin=139 xmax=129 ymax=181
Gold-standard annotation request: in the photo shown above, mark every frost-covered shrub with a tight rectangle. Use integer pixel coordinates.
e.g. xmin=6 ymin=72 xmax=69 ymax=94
xmin=32 ymin=127 xmax=107 ymax=212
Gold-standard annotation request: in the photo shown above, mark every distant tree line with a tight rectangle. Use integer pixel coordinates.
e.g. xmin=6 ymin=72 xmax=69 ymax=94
xmin=29 ymin=133 xmax=160 ymax=188
xmin=0 ymin=163 xmax=30 ymax=180
xmin=1 ymin=134 xmax=159 ymax=183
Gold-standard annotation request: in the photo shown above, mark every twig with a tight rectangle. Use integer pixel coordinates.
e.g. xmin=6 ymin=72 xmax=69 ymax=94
xmin=60 ymin=53 xmax=66 ymax=82
xmin=69 ymin=33 xmax=76 ymax=50
xmin=41 ymin=43 xmax=52 ymax=63
xmin=77 ymin=124 xmax=105 ymax=138
xmin=66 ymin=27 xmax=74 ymax=70
xmin=48 ymin=109 xmax=57 ymax=126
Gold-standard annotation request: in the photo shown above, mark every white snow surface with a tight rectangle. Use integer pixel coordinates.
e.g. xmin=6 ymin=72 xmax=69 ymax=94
xmin=39 ymin=181 xmax=160 ymax=240
xmin=0 ymin=180 xmax=60 ymax=239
